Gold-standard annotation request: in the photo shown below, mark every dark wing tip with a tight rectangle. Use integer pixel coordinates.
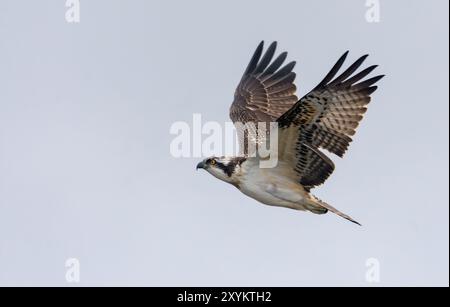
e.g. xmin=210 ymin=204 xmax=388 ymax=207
xmin=278 ymin=51 xmax=288 ymax=60
xmin=360 ymin=54 xmax=370 ymax=63
xmin=314 ymin=51 xmax=350 ymax=90
xmin=286 ymin=60 xmax=297 ymax=70
xmin=329 ymin=54 xmax=371 ymax=86
xmin=242 ymin=41 xmax=265 ymax=76
xmin=255 ymin=41 xmax=264 ymax=54
xmin=340 ymin=65 xmax=380 ymax=88
xmin=339 ymin=51 xmax=350 ymax=63
xmin=261 ymin=51 xmax=289 ymax=77
xmin=254 ymin=41 xmax=278 ymax=74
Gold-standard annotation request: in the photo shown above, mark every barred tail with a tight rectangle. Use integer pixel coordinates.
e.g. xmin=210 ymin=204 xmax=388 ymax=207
xmin=310 ymin=195 xmax=362 ymax=226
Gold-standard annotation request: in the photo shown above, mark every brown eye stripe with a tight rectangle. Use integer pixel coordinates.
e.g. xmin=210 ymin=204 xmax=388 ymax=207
xmin=216 ymin=157 xmax=247 ymax=177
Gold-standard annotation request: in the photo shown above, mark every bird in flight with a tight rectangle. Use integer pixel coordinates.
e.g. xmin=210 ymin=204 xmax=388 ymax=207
xmin=196 ymin=41 xmax=384 ymax=225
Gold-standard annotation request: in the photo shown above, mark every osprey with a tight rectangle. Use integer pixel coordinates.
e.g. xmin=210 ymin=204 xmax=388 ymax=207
xmin=197 ymin=41 xmax=384 ymax=225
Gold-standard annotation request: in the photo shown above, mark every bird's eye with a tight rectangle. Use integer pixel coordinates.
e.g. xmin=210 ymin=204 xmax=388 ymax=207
xmin=210 ymin=159 xmax=216 ymax=165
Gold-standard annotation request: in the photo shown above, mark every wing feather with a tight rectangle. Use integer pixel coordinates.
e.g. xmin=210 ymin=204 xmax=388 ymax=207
xmin=277 ymin=52 xmax=384 ymax=189
xmin=230 ymin=41 xmax=298 ymax=154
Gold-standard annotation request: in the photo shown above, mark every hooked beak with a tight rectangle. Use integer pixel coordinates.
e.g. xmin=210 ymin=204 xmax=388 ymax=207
xmin=196 ymin=161 xmax=205 ymax=170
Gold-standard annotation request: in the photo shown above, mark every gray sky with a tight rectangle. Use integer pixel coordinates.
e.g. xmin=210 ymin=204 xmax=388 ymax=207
xmin=0 ymin=0 xmax=448 ymax=286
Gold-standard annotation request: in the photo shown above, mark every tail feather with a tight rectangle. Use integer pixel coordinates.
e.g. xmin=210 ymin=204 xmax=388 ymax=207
xmin=310 ymin=195 xmax=361 ymax=226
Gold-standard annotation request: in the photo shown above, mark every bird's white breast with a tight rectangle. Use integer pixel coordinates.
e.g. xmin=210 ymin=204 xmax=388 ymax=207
xmin=237 ymin=159 xmax=308 ymax=210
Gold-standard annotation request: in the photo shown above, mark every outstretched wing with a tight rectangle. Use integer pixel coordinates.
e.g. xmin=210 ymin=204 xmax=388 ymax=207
xmin=230 ymin=41 xmax=298 ymax=154
xmin=278 ymin=51 xmax=384 ymax=190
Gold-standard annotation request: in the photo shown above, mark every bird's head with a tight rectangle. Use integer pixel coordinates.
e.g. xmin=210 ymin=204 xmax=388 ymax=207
xmin=196 ymin=156 xmax=246 ymax=184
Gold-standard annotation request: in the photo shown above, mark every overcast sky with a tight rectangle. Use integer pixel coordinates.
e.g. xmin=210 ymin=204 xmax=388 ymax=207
xmin=0 ymin=0 xmax=448 ymax=286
